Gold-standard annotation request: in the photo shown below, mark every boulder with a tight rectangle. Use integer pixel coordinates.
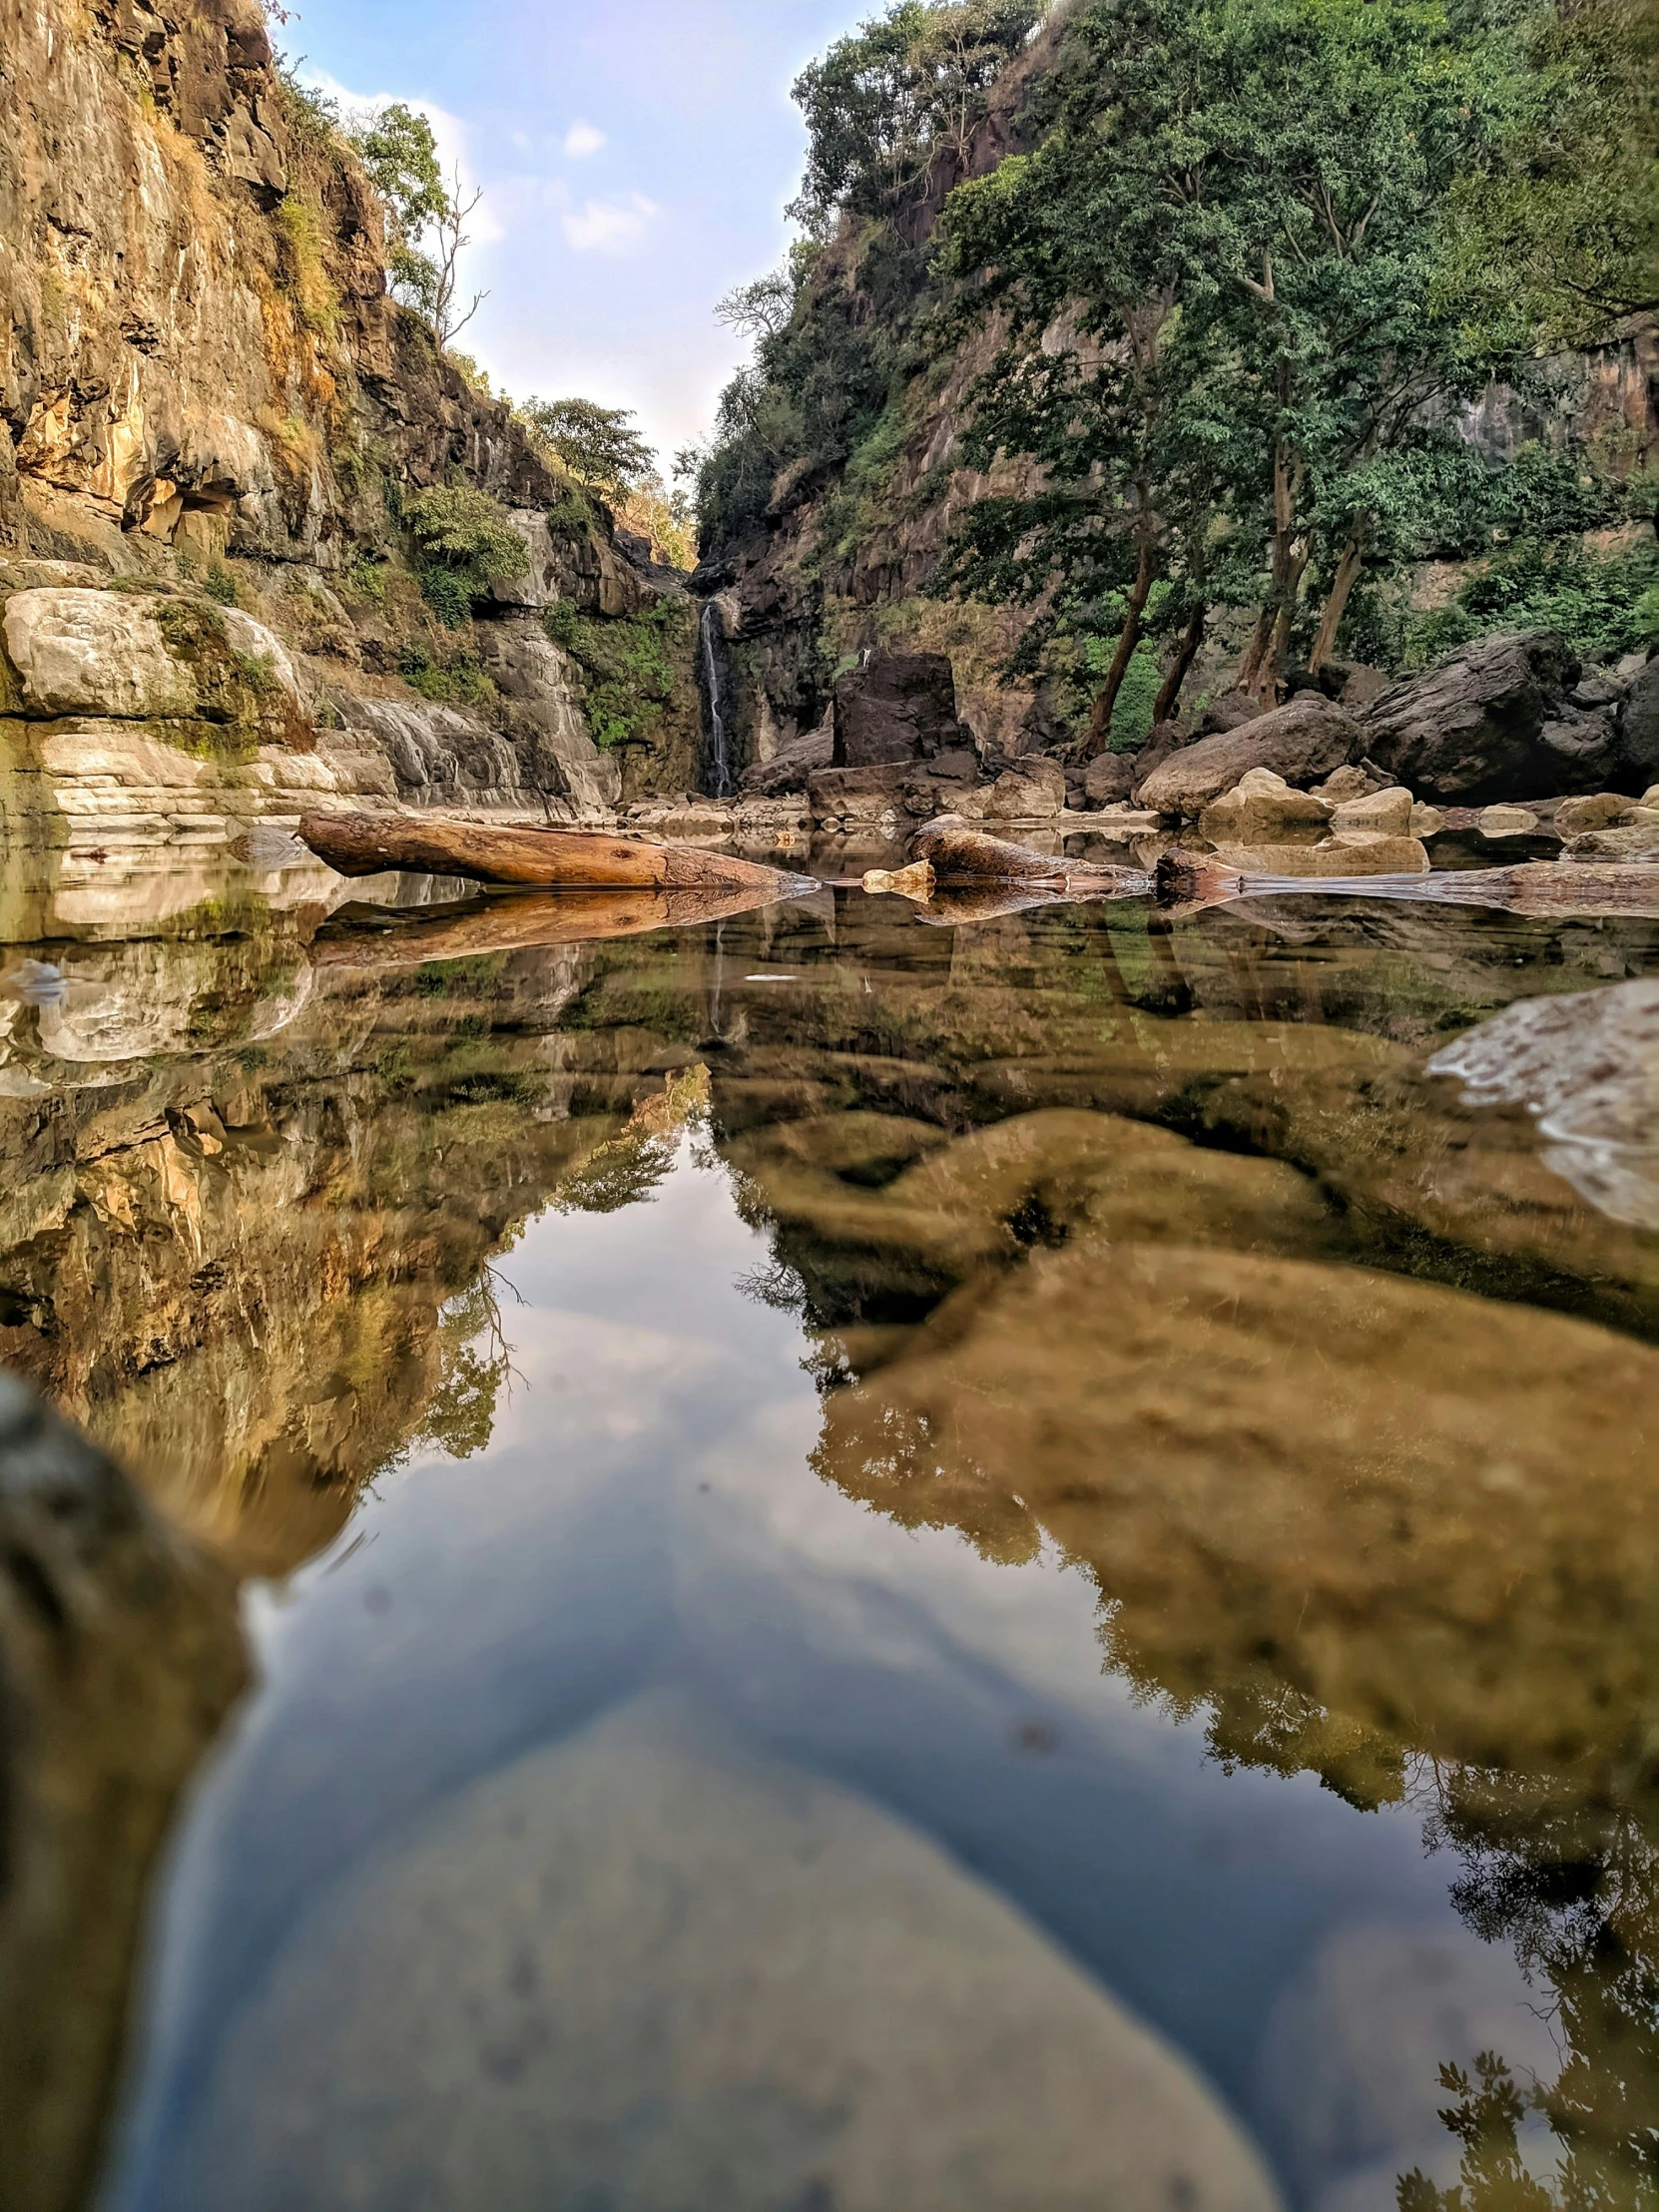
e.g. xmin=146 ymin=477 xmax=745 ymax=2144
xmin=1084 ymin=753 xmax=1136 ymax=807
xmin=1313 ymin=765 xmax=1381 ymax=803
xmin=739 ymin=724 xmax=834 ymax=799
xmin=1554 ymin=792 xmax=1630 ymax=836
xmin=1620 ymin=659 xmax=1659 ymax=787
xmin=1212 ymin=833 xmax=1430 ymax=876
xmin=1195 ymin=690 xmax=1263 ymax=738
xmin=1563 ymin=818 xmax=1659 ymax=861
xmin=1200 ymin=769 xmax=1333 ymax=842
xmin=1361 ymin=630 xmax=1599 ymax=801
xmin=0 ymin=589 xmax=304 ymax=744
xmin=176 ymin=1690 xmax=1284 ymax=2212
xmin=1330 ymin=787 xmax=1413 ymax=836
xmin=985 ymin=758 xmax=1066 ymax=820
xmin=1476 ymin=805 xmax=1541 ymax=841
xmin=808 ymin=762 xmax=910 ymax=826
xmin=832 ymin=652 xmax=969 ymax=769
xmin=1136 ymin=695 xmax=1363 ymax=820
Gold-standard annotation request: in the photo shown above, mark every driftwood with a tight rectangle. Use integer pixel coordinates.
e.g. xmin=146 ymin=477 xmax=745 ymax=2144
xmin=910 ymin=816 xmax=1151 ymax=895
xmin=1156 ymin=851 xmax=1659 ymax=921
xmin=299 ymin=810 xmax=814 ymax=897
xmin=312 ymin=882 xmax=792 ymax=969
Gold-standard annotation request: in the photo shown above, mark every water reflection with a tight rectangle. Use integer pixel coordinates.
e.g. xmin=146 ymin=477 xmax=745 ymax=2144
xmin=0 ymin=850 xmax=1655 ymax=2206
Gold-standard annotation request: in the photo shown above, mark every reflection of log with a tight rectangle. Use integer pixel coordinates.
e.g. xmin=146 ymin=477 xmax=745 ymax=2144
xmin=1156 ymin=851 xmax=1659 ymax=920
xmin=299 ymin=811 xmax=813 ymax=896
xmin=912 ymin=885 xmax=1081 ymax=926
xmin=910 ymin=817 xmax=1151 ymax=895
xmin=312 ymin=882 xmax=790 ymax=968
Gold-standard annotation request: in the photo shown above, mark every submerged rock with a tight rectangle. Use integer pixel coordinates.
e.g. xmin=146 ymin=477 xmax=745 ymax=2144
xmin=0 ymin=1374 xmax=246 ymax=2212
xmin=816 ymin=1237 xmax=1659 ymax=1784
xmin=174 ymin=1690 xmax=1282 ymax=2212
xmin=1430 ymin=978 xmax=1659 ymax=1231
xmin=1200 ymin=769 xmax=1333 ymax=841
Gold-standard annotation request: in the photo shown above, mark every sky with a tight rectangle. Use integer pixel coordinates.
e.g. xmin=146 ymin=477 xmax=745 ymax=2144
xmin=290 ymin=0 xmax=871 ymax=475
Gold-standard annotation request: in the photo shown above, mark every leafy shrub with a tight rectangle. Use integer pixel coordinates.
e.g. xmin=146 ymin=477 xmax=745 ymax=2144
xmin=1399 ymin=536 xmax=1659 ymax=669
xmin=402 ymin=485 xmax=528 ymax=626
xmin=543 ymin=597 xmax=690 ymax=751
xmin=397 ymin=642 xmax=496 ymax=708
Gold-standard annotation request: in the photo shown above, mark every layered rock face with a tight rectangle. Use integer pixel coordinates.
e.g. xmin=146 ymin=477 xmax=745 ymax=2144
xmin=0 ymin=0 xmax=674 ymax=834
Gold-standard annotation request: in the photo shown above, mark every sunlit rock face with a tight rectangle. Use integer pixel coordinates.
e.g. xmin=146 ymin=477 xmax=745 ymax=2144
xmin=0 ymin=1375 xmax=245 ymax=2212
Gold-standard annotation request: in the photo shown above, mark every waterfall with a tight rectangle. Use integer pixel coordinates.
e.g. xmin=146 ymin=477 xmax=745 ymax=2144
xmin=700 ymin=600 xmax=733 ymax=799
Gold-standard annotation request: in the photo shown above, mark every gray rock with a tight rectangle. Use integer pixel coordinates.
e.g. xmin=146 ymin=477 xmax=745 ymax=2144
xmin=808 ymin=762 xmax=910 ymax=825
xmin=740 ymin=724 xmax=834 ymax=799
xmin=1137 ymin=695 xmax=1362 ymax=820
xmin=472 ymin=616 xmax=621 ymax=815
xmin=1083 ymin=752 xmax=1136 ymax=806
xmin=832 ymin=653 xmax=969 ymax=769
xmin=986 ymin=757 xmax=1066 ymax=819
xmin=1620 ymin=658 xmax=1659 ymax=786
xmin=1429 ymin=977 xmax=1659 ymax=1230
xmin=177 ymin=1690 xmax=1284 ymax=2212
xmin=1362 ymin=630 xmax=1591 ymax=801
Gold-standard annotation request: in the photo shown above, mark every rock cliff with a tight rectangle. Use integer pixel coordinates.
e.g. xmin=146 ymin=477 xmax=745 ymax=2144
xmin=0 ymin=0 xmax=701 ymax=844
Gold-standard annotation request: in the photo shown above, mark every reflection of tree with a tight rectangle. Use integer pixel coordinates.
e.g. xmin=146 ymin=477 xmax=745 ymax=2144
xmin=1398 ymin=1771 xmax=1659 ymax=2208
xmin=1398 ymin=2055 xmax=1556 ymax=2212
xmin=401 ymin=1272 xmax=522 ymax=1465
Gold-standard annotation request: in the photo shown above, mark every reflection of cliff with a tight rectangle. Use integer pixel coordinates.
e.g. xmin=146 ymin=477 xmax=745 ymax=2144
xmin=0 ymin=910 xmax=646 ymax=1571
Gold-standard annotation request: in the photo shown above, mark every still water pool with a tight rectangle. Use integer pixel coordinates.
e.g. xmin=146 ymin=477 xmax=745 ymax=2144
xmin=3 ymin=844 xmax=1657 ymax=2211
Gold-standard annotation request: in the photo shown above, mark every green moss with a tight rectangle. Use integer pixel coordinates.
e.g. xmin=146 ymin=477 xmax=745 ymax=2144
xmin=275 ymin=197 xmax=339 ymax=336
xmin=542 ymin=596 xmax=694 ymax=752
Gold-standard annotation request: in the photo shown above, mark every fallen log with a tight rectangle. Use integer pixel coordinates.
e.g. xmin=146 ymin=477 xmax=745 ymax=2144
xmin=910 ymin=816 xmax=1151 ymax=896
xmin=298 ymin=810 xmax=815 ymax=897
xmin=311 ymin=881 xmax=791 ymax=968
xmin=1155 ymin=851 xmax=1659 ymax=921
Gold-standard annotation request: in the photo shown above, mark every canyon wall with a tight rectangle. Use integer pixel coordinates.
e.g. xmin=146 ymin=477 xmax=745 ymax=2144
xmin=0 ymin=0 xmax=704 ymax=842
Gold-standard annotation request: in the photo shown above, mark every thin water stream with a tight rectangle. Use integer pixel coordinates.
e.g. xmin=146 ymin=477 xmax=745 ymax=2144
xmin=2 ymin=840 xmax=1656 ymax=2211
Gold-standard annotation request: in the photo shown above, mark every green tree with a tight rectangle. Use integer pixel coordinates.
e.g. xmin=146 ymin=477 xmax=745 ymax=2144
xmin=937 ymin=0 xmax=1527 ymax=730
xmin=349 ymin=102 xmax=486 ymax=347
xmin=789 ymin=0 xmax=1041 ymax=231
xmin=401 ymin=484 xmax=528 ymax=625
xmin=516 ymin=398 xmax=656 ymax=497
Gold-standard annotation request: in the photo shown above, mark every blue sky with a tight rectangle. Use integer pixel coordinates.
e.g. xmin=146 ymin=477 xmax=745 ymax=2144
xmin=292 ymin=0 xmax=870 ymax=473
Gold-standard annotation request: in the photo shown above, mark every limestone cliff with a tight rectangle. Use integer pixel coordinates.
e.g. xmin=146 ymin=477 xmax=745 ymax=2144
xmin=0 ymin=0 xmax=703 ymax=838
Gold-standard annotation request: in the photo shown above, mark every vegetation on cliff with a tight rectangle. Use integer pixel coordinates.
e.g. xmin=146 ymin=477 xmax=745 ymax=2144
xmin=694 ymin=0 xmax=1656 ymax=752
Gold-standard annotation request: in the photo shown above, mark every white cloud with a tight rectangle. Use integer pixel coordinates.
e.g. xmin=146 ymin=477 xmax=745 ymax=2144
xmin=562 ymin=120 xmax=607 ymax=160
xmin=561 ymin=192 xmax=659 ymax=256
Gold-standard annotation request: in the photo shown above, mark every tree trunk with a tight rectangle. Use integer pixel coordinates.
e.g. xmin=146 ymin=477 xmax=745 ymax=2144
xmin=1236 ymin=437 xmax=1306 ymax=704
xmin=1308 ymin=533 xmax=1366 ymax=676
xmin=1084 ymin=523 xmax=1157 ymax=759
xmin=299 ymin=811 xmax=806 ymax=895
xmin=1152 ymin=603 xmax=1206 ymax=726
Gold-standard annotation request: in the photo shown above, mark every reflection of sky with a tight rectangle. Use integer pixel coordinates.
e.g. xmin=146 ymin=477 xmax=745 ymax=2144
xmin=103 ymin=1143 xmax=1553 ymax=2211
xmin=286 ymin=0 xmax=871 ymax=462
